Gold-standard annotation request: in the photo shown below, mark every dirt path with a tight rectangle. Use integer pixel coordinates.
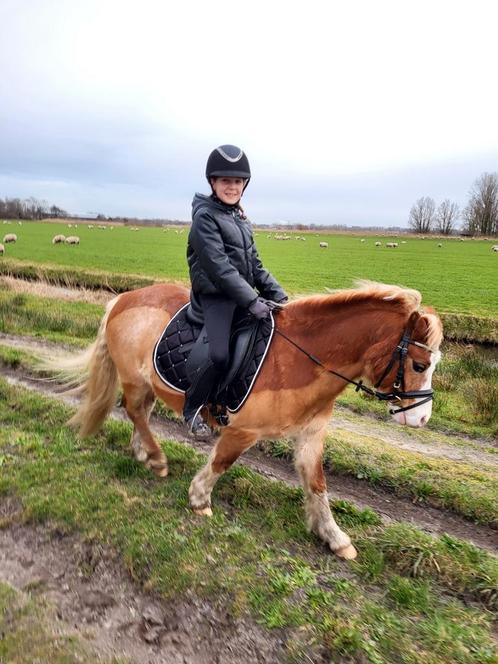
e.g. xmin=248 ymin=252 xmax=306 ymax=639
xmin=1 ymin=340 xmax=497 ymax=553
xmin=0 ymin=500 xmax=287 ymax=664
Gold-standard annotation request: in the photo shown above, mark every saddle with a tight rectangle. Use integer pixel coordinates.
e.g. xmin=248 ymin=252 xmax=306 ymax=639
xmin=153 ymin=303 xmax=275 ymax=418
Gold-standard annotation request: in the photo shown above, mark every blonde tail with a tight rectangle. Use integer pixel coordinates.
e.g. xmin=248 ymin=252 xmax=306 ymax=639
xmin=42 ymin=295 xmax=121 ymax=437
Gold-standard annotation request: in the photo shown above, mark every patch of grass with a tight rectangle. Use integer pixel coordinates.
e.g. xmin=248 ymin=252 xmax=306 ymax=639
xmin=0 ymin=288 xmax=102 ymax=345
xmin=0 ymin=378 xmax=497 ymax=663
xmin=324 ymin=431 xmax=498 ymax=526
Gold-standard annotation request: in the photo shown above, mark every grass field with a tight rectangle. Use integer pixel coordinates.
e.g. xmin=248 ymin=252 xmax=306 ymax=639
xmin=1 ymin=220 xmax=497 ymax=318
xmin=1 ymin=220 xmax=497 ymax=662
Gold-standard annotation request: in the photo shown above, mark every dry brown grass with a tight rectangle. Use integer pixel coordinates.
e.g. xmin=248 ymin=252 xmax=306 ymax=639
xmin=0 ymin=276 xmax=113 ymax=305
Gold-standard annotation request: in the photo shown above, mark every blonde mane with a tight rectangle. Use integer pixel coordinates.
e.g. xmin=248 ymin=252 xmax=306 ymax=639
xmin=286 ymin=281 xmax=443 ymax=349
xmin=288 ymin=281 xmax=422 ymax=314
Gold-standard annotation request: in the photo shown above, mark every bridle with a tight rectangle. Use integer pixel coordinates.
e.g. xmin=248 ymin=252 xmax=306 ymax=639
xmin=275 ymin=327 xmax=436 ymax=415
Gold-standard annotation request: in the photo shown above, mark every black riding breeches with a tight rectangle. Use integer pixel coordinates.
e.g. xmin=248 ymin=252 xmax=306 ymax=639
xmin=201 ymin=294 xmax=238 ymax=371
xmin=183 ymin=294 xmax=238 ymax=421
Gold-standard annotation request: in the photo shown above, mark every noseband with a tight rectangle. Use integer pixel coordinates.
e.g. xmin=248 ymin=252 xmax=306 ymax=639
xmin=371 ymin=331 xmax=434 ymax=414
xmin=275 ymin=327 xmax=435 ymax=415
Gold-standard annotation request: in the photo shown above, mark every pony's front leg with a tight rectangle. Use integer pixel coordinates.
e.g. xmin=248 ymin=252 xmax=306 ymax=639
xmin=189 ymin=428 xmax=257 ymax=516
xmin=293 ymin=424 xmax=357 ymax=560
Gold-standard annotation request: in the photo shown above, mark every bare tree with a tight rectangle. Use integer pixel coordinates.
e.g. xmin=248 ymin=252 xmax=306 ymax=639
xmin=408 ymin=196 xmax=435 ymax=233
xmin=462 ymin=172 xmax=498 ymax=236
xmin=435 ymin=199 xmax=459 ymax=235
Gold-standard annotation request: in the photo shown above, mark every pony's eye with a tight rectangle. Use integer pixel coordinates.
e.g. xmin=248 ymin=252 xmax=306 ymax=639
xmin=413 ymin=361 xmax=427 ymax=373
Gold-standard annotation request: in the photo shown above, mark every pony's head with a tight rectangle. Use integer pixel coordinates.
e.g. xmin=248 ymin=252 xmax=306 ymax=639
xmin=362 ymin=289 xmax=443 ymax=427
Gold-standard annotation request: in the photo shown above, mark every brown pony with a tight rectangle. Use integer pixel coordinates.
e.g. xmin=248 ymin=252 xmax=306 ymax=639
xmin=54 ymin=281 xmax=443 ymax=560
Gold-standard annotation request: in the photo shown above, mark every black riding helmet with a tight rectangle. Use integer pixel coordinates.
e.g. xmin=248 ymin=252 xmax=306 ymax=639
xmin=206 ymin=145 xmax=251 ymax=191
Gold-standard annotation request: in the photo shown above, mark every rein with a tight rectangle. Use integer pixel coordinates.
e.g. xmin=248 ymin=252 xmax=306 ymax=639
xmin=274 ymin=328 xmax=435 ymax=415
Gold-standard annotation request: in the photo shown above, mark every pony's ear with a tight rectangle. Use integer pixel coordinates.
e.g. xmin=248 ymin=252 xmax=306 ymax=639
xmin=412 ymin=313 xmax=430 ymax=342
xmin=406 ymin=311 xmax=421 ymax=334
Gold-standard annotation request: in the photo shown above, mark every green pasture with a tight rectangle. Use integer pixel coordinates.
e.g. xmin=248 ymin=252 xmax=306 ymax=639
xmin=1 ymin=380 xmax=497 ymax=664
xmin=1 ymin=221 xmax=497 ymax=318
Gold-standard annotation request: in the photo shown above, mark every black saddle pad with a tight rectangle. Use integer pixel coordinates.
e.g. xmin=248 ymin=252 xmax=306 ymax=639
xmin=153 ymin=303 xmax=274 ymax=413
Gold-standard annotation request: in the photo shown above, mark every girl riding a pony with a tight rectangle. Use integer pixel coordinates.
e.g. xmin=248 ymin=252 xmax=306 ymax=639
xmin=184 ymin=145 xmax=288 ymax=436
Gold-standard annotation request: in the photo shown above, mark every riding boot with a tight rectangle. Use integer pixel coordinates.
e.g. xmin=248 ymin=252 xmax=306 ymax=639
xmin=183 ymin=360 xmax=220 ymax=437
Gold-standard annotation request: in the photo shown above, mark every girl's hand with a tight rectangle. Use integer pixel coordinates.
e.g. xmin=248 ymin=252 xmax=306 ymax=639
xmin=248 ymin=298 xmax=271 ymax=319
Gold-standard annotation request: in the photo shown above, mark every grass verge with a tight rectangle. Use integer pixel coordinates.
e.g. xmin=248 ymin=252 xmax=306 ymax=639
xmin=0 ymin=378 xmax=497 ymax=663
xmin=262 ymin=432 xmax=498 ymax=528
xmin=1 ymin=342 xmax=497 ymax=528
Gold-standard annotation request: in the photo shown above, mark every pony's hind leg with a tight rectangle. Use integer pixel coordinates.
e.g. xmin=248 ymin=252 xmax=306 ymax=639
xmin=293 ymin=423 xmax=357 ymax=560
xmin=122 ymin=382 xmax=167 ymax=478
xmin=189 ymin=428 xmax=257 ymax=516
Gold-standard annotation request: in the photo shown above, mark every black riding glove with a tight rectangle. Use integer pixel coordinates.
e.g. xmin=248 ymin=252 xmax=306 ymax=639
xmin=248 ymin=298 xmax=271 ymax=319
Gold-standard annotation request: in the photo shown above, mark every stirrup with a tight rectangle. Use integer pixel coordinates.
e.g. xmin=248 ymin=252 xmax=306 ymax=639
xmin=186 ymin=410 xmax=212 ymax=439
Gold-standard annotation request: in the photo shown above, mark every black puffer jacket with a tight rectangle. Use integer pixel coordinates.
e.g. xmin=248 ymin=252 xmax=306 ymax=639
xmin=187 ymin=193 xmax=286 ymax=323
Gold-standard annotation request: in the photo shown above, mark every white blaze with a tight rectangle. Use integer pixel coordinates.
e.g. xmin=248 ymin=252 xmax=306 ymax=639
xmin=390 ymin=351 xmax=441 ymax=427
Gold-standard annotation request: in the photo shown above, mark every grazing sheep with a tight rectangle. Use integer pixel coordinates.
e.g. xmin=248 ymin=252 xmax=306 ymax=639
xmin=386 ymin=242 xmax=398 ymax=248
xmin=65 ymin=235 xmax=80 ymax=245
xmin=438 ymin=243 xmax=442 ymax=248
xmin=52 ymin=234 xmax=66 ymax=244
xmin=3 ymin=233 xmax=17 ymax=243
xmin=492 ymin=245 xmax=498 ymax=252
xmin=0 ymin=243 xmax=4 ymax=255
xmin=319 ymin=241 xmax=328 ymax=248
xmin=401 ymin=240 xmax=407 ymax=244
xmin=360 ymin=238 xmax=365 ymax=242
xmin=375 ymin=241 xmax=382 ymax=246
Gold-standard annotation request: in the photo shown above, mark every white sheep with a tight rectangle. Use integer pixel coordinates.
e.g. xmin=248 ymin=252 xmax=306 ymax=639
xmin=52 ymin=234 xmax=66 ymax=244
xmin=375 ymin=241 xmax=382 ymax=246
xmin=3 ymin=233 xmax=17 ymax=243
xmin=65 ymin=235 xmax=80 ymax=245
xmin=386 ymin=242 xmax=398 ymax=248
xmin=319 ymin=241 xmax=328 ymax=248
xmin=0 ymin=243 xmax=4 ymax=255
xmin=492 ymin=245 xmax=498 ymax=252
xmin=438 ymin=243 xmax=442 ymax=248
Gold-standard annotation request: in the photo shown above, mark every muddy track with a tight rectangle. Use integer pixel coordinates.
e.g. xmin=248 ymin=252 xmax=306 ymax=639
xmin=0 ymin=503 xmax=288 ymax=664
xmin=1 ymin=333 xmax=496 ymax=553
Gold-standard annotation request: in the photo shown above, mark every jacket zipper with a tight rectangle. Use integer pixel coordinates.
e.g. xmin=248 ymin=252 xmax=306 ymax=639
xmin=233 ymin=210 xmax=250 ymax=278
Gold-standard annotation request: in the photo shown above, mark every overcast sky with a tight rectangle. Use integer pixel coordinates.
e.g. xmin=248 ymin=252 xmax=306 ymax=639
xmin=1 ymin=0 xmax=497 ymax=226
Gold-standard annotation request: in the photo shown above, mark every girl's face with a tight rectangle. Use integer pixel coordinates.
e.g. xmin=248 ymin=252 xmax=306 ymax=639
xmin=211 ymin=177 xmax=246 ymax=205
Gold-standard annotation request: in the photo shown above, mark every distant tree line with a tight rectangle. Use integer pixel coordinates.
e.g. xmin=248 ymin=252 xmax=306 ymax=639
xmin=0 ymin=196 xmax=67 ymax=220
xmin=409 ymin=172 xmax=498 ymax=235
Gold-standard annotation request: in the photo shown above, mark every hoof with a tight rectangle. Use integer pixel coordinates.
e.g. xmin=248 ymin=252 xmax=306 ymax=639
xmin=134 ymin=448 xmax=148 ymax=463
xmin=334 ymin=544 xmax=357 ymax=560
xmin=146 ymin=458 xmax=168 ymax=478
xmin=193 ymin=506 xmax=213 ymax=517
